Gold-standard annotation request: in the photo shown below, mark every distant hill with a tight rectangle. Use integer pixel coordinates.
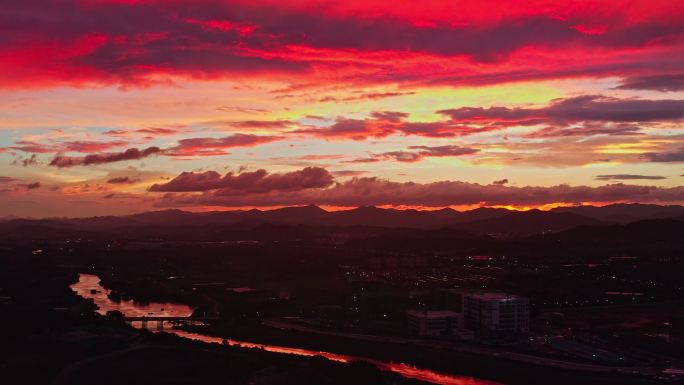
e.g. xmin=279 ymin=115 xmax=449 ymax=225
xmin=454 ymin=209 xmax=605 ymax=236
xmin=526 ymin=218 xmax=684 ymax=255
xmin=551 ymin=203 xmax=684 ymax=224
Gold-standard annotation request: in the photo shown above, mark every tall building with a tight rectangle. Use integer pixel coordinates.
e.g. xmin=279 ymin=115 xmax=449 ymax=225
xmin=407 ymin=310 xmax=464 ymax=336
xmin=462 ymin=292 xmax=530 ymax=336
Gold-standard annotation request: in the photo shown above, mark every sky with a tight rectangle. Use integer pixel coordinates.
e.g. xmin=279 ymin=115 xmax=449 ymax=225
xmin=1 ymin=0 xmax=684 ymax=217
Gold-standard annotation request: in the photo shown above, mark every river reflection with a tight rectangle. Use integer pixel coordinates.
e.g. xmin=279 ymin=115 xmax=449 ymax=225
xmin=71 ymin=273 xmax=502 ymax=385
xmin=70 ymin=274 xmax=195 ymax=328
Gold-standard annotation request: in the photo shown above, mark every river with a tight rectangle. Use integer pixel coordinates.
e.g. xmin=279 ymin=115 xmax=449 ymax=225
xmin=70 ymin=273 xmax=502 ymax=385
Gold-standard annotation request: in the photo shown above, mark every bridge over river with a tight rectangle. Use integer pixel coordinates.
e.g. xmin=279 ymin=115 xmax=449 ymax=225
xmin=123 ymin=316 xmax=219 ymax=330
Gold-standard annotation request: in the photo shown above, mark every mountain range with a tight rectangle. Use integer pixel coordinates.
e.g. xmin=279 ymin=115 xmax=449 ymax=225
xmin=2 ymin=203 xmax=684 ymax=241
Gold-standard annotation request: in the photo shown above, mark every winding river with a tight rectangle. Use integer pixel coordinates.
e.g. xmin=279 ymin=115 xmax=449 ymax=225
xmin=71 ymin=273 xmax=502 ymax=385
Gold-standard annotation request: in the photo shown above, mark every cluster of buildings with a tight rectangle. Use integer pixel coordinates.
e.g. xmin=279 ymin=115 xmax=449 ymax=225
xmin=340 ymin=273 xmax=529 ymax=340
xmin=407 ymin=291 xmax=529 ymax=339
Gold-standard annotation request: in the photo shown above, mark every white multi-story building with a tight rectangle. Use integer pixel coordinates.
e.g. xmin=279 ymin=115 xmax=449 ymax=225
xmin=407 ymin=310 xmax=464 ymax=336
xmin=462 ymin=292 xmax=529 ymax=336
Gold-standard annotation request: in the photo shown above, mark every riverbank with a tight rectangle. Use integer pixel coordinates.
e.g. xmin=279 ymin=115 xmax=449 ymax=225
xmin=177 ymin=321 xmax=661 ymax=385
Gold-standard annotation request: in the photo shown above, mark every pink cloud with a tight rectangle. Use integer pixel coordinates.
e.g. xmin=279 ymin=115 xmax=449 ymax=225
xmin=11 ymin=140 xmax=129 ymax=154
xmin=1 ymin=1 xmax=683 ymax=88
xmin=166 ymin=134 xmax=282 ymax=156
xmin=350 ymin=145 xmax=479 ymax=163
xmin=149 ymin=166 xmax=334 ymax=194
xmin=50 ymin=147 xmax=162 ymax=167
xmin=154 ymin=174 xmax=684 ymax=208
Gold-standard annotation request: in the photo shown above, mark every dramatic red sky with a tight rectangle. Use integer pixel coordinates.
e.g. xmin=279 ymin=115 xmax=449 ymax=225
xmin=2 ymin=0 xmax=684 ymax=217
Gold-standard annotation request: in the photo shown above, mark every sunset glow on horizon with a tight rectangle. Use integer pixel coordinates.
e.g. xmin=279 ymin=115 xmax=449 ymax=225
xmin=2 ymin=0 xmax=684 ymax=217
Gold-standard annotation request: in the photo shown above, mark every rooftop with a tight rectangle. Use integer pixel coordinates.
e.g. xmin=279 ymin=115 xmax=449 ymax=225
xmin=407 ymin=310 xmax=462 ymax=318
